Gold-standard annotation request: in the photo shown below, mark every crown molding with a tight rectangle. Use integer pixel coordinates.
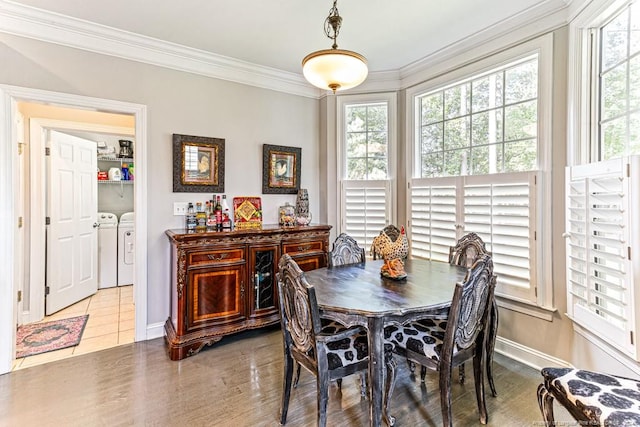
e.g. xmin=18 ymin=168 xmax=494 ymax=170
xmin=398 ymin=0 xmax=578 ymax=90
xmin=0 ymin=0 xmax=320 ymax=98
xmin=0 ymin=0 xmax=588 ymax=99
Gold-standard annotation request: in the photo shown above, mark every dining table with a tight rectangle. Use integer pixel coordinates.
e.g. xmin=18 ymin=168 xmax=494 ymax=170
xmin=304 ymin=257 xmax=468 ymax=427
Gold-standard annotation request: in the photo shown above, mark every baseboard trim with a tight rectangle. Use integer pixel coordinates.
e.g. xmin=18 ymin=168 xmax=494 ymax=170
xmin=144 ymin=322 xmax=165 ymax=341
xmin=495 ymin=336 xmax=572 ymax=371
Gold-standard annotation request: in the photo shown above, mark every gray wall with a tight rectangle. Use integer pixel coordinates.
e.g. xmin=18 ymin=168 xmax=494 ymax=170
xmin=1 ymin=32 xmax=319 ymax=328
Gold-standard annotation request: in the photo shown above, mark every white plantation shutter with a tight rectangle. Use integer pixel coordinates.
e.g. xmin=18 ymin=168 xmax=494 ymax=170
xmin=342 ymin=180 xmax=390 ymax=252
xmin=410 ymin=172 xmax=536 ymax=300
xmin=463 ymin=172 xmax=536 ymax=301
xmin=565 ymin=156 xmax=640 ymax=359
xmin=410 ymin=179 xmax=457 ymax=262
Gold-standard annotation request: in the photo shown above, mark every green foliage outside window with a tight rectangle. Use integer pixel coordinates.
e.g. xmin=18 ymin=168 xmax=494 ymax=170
xmin=418 ymin=57 xmax=539 ymax=177
xmin=598 ymin=2 xmax=640 ymax=160
xmin=345 ymin=103 xmax=388 ymax=180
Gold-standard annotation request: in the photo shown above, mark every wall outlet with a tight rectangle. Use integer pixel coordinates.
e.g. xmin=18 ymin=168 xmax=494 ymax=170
xmin=173 ymin=202 xmax=188 ymax=216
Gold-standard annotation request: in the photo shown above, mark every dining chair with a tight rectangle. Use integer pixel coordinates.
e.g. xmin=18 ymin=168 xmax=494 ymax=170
xmin=447 ymin=233 xmax=498 ymax=396
xmin=278 ymin=254 xmax=395 ymax=427
xmin=293 ymin=232 xmax=366 ymax=393
xmin=328 ymin=233 xmax=366 ymax=268
xmin=384 ymin=254 xmax=497 ymax=427
xmin=408 ymin=232 xmax=498 ymax=396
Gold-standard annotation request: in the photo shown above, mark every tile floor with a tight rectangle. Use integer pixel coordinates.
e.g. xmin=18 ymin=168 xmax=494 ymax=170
xmin=12 ymin=285 xmax=134 ymax=371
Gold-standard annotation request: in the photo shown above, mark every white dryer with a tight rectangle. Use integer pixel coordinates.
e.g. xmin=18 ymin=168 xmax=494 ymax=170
xmin=97 ymin=212 xmax=118 ymax=289
xmin=117 ymin=212 xmax=135 ymax=286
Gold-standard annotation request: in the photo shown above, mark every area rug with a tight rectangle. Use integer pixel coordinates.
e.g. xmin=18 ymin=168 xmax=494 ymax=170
xmin=16 ymin=314 xmax=89 ymax=358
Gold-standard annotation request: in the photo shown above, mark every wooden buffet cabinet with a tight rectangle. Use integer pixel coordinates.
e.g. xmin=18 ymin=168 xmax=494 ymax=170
xmin=164 ymin=224 xmax=331 ymax=360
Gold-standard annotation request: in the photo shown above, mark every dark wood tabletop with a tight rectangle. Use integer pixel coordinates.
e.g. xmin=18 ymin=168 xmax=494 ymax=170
xmin=305 ymin=258 xmax=468 ymax=318
xmin=303 ymin=257 xmax=468 ymax=427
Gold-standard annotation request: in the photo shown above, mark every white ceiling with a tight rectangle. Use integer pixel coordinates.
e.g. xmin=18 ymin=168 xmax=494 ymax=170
xmin=4 ymin=0 xmax=566 ymax=75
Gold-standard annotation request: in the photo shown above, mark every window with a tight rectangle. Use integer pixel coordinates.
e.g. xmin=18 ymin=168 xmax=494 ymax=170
xmin=597 ymin=2 xmax=640 ymax=160
xmin=567 ymin=0 xmax=640 ymax=359
xmin=338 ymin=93 xmax=396 ymax=252
xmin=408 ymin=35 xmax=553 ymax=307
xmin=417 ymin=56 xmax=538 ymax=177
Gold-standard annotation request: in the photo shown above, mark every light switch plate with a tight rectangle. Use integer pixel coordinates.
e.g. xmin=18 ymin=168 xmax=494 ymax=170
xmin=173 ymin=202 xmax=188 ymax=215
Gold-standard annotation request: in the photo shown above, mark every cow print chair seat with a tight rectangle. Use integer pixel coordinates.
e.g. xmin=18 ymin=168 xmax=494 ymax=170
xmin=538 ymin=367 xmax=640 ymax=426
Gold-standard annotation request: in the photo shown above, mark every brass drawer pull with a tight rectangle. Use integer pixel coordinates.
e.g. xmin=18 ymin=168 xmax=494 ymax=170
xmin=207 ymin=253 xmax=229 ymax=261
xmin=298 ymin=244 xmax=312 ymax=252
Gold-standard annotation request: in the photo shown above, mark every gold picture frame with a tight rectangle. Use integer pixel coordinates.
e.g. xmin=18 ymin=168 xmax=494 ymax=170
xmin=262 ymin=144 xmax=301 ymax=194
xmin=173 ymin=134 xmax=225 ymax=193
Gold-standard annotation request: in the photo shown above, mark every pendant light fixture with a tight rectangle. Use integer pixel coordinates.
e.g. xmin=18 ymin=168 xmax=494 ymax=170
xmin=302 ymin=0 xmax=368 ymax=93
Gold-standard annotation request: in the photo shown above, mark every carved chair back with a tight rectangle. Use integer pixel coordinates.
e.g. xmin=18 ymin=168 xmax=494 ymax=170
xmin=449 ymin=232 xmax=499 ymax=397
xmin=328 ymin=233 xmax=366 ymax=268
xmin=449 ymin=232 xmax=489 ymax=268
xmin=277 ymin=254 xmax=322 ymax=372
xmin=437 ymin=254 xmax=496 ymax=426
xmin=446 ymin=254 xmax=495 ymax=358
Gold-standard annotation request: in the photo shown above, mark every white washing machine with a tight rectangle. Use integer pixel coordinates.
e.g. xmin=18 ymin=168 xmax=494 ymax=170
xmin=118 ymin=212 xmax=135 ymax=286
xmin=97 ymin=212 xmax=118 ymax=289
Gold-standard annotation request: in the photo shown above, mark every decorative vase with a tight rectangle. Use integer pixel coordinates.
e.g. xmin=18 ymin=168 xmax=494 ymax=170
xmin=295 ymin=188 xmax=311 ymax=226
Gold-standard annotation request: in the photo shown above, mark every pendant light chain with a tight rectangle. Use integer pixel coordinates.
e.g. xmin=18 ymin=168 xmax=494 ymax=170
xmin=325 ymin=0 xmax=342 ymax=50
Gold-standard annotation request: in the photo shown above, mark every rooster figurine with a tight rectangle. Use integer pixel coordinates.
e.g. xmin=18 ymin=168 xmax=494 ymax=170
xmin=370 ymin=225 xmax=409 ymax=280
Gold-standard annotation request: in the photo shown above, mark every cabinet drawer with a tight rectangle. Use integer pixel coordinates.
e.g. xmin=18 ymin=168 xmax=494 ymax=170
xmin=291 ymin=253 xmax=326 ymax=272
xmin=282 ymin=240 xmax=324 ymax=256
xmin=188 ymin=248 xmax=245 ymax=266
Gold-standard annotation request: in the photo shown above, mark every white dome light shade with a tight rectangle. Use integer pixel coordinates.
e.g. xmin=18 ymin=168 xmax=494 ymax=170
xmin=302 ymin=49 xmax=368 ymax=92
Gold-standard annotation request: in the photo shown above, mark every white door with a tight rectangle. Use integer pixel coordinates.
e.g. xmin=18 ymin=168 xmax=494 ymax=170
xmin=46 ymin=130 xmax=98 ymax=314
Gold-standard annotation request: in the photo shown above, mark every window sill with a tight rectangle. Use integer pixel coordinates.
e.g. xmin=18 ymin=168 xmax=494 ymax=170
xmin=495 ymin=295 xmax=556 ymax=321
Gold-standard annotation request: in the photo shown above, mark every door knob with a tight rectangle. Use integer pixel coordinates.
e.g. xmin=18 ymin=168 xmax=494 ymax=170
xmin=93 ymin=223 xmax=100 ymax=228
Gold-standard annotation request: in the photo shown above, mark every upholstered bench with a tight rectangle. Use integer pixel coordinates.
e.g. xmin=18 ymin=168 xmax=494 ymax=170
xmin=538 ymin=367 xmax=640 ymax=426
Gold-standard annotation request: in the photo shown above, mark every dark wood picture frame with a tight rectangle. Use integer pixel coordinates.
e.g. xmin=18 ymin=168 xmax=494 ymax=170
xmin=173 ymin=134 xmax=225 ymax=193
xmin=262 ymin=144 xmax=301 ymax=194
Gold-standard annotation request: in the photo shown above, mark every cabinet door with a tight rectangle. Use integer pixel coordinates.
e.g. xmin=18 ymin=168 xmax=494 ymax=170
xmin=248 ymin=245 xmax=280 ymax=318
xmin=186 ymin=263 xmax=246 ymax=332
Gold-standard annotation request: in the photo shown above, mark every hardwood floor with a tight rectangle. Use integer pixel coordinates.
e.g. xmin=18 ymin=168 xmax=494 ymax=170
xmin=0 ymin=325 xmax=574 ymax=426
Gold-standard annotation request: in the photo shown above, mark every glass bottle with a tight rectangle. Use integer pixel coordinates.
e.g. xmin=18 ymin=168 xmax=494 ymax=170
xmin=195 ymin=202 xmax=207 ymax=231
xmin=214 ymin=195 xmax=223 ymax=231
xmin=206 ymin=200 xmax=215 ymax=230
xmin=185 ymin=202 xmax=196 ymax=231
xmin=221 ymin=194 xmax=232 ymax=230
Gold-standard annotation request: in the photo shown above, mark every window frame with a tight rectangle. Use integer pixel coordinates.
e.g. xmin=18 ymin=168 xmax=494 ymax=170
xmin=405 ymin=34 xmax=554 ymax=312
xmin=567 ymin=0 xmax=640 ymax=359
xmin=568 ymin=0 xmax=636 ymax=165
xmin=336 ymin=92 xmax=397 ymax=245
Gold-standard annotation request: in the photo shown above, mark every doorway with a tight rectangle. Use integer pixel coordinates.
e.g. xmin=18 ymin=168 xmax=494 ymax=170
xmin=0 ymin=84 xmax=148 ymax=375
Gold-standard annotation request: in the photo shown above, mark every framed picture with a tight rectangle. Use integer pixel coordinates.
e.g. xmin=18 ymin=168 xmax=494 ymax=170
xmin=262 ymin=144 xmax=301 ymax=194
xmin=173 ymin=134 xmax=225 ymax=193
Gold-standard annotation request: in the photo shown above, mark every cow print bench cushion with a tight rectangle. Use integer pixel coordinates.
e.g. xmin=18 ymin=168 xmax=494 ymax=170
xmin=384 ymin=318 xmax=450 ymax=360
xmin=542 ymin=367 xmax=640 ymax=426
